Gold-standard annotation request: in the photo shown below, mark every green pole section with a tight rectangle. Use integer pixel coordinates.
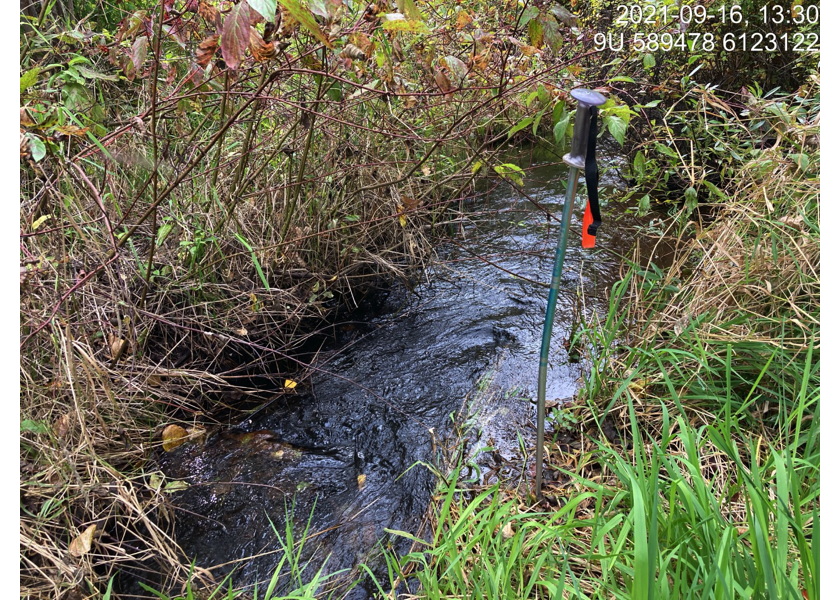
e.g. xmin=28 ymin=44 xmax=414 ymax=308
xmin=535 ymin=168 xmax=579 ymax=500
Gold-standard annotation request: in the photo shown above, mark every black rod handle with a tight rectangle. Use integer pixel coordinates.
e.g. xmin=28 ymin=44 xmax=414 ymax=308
xmin=563 ymin=88 xmax=607 ymax=169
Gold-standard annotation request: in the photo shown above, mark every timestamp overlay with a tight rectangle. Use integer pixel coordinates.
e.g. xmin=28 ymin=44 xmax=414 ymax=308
xmin=592 ymin=2 xmax=819 ymax=56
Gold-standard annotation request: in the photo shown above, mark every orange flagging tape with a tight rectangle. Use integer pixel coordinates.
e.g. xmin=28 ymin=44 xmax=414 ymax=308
xmin=582 ymin=202 xmax=595 ymax=248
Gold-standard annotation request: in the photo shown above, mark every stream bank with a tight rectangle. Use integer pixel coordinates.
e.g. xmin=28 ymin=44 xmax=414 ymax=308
xmin=154 ymin=150 xmax=673 ymax=596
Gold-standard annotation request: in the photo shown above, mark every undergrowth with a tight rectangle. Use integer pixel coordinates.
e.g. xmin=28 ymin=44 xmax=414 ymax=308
xmin=20 ymin=0 xmax=819 ymax=597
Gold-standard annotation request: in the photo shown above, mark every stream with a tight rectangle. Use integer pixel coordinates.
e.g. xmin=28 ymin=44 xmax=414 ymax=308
xmin=157 ymin=149 xmax=672 ymax=596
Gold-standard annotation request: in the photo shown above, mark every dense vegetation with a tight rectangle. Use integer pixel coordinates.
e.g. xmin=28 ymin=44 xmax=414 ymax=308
xmin=20 ymin=0 xmax=818 ymax=598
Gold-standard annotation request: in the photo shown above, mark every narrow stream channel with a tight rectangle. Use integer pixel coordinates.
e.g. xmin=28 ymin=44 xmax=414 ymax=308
xmin=157 ymin=150 xmax=672 ymax=596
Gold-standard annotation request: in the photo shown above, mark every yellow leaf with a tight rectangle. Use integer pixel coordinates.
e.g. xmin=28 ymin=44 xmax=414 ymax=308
xmin=161 ymin=424 xmax=188 ymax=452
xmin=472 ymin=161 xmax=483 ymax=174
xmin=284 ymin=379 xmax=297 ymax=390
xmin=54 ymin=124 xmax=89 ymax=137
xmin=399 ymin=214 xmax=407 ymax=228
xmin=357 ymin=473 xmax=366 ymax=489
xmin=32 ymin=215 xmax=51 ymax=230
xmin=456 ymin=10 xmax=472 ymax=30
xmin=69 ymin=524 xmax=96 ymax=557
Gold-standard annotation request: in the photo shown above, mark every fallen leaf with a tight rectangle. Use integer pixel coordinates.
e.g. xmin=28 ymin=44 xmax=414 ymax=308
xmin=20 ymin=107 xmax=35 ymax=127
xmin=53 ymin=413 xmax=72 ymax=438
xmin=187 ymin=426 xmax=207 ymax=445
xmin=164 ymin=480 xmax=189 ymax=492
xmin=501 ymin=522 xmax=514 ymax=539
xmin=161 ymin=424 xmax=188 ymax=451
xmin=69 ymin=524 xmax=96 ymax=557
xmin=108 ymin=334 xmax=128 ymax=360
xmin=284 ymin=379 xmax=297 ymax=390
xmin=778 ymin=214 xmax=804 ymax=230
xmin=357 ymin=473 xmax=366 ymax=489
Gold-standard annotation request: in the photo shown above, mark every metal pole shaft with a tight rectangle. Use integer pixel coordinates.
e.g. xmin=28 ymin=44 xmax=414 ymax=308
xmin=535 ymin=167 xmax=579 ymax=500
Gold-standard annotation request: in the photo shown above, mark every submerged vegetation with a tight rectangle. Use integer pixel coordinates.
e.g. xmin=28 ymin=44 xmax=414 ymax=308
xmin=21 ymin=0 xmax=817 ymax=598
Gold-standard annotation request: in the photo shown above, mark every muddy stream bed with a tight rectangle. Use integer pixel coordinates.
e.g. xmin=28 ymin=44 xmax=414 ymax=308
xmin=156 ymin=151 xmax=672 ymax=596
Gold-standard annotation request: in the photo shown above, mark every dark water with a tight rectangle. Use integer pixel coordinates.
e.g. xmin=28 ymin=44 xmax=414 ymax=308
xmin=158 ymin=153 xmax=672 ymax=596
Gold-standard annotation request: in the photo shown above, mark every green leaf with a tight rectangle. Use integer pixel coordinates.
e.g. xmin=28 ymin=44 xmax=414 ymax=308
xmin=630 ymin=479 xmax=649 ymax=600
xmin=532 ymin=108 xmax=546 ymax=136
xmin=790 ymin=153 xmax=810 ymax=172
xmin=27 ymin=134 xmax=46 ymax=162
xmin=20 ymin=67 xmax=40 ymax=93
xmin=684 ymin=186 xmax=698 ymax=213
xmin=235 ymin=233 xmax=271 ymax=291
xmin=156 ymin=222 xmax=174 ymax=246
xmin=703 ymin=180 xmax=725 ymax=199
xmin=247 ymin=0 xmax=277 ymax=22
xmin=326 ymin=81 xmax=343 ymax=102
xmin=494 ymin=163 xmax=524 ymax=186
xmin=539 ymin=15 xmax=562 ymax=53
xmin=402 ymin=0 xmax=423 ymax=21
xmin=605 ymin=115 xmax=627 ymax=146
xmin=74 ymin=65 xmax=119 ymax=81
xmin=553 ymin=113 xmax=570 ymax=144
xmin=517 ymin=6 xmax=539 ymax=27
xmin=537 ymin=85 xmax=551 ymax=107
xmin=607 ymin=75 xmax=635 ymax=83
xmin=642 ymin=53 xmax=656 ymax=69
xmin=633 ymin=151 xmax=646 ymax=179
xmin=638 ymin=194 xmax=651 ymax=214
xmin=551 ymin=100 xmax=566 ymax=125
xmin=528 ymin=18 xmax=543 ymax=48
xmin=278 ymin=0 xmax=331 ymax=46
xmin=507 ymin=117 xmax=533 ymax=139
xmin=164 ymin=480 xmax=189 ymax=492
xmin=525 ymin=91 xmax=539 ymax=108
xmin=21 ymin=420 xmax=49 ymax=434
xmin=655 ymin=142 xmax=680 ymax=159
